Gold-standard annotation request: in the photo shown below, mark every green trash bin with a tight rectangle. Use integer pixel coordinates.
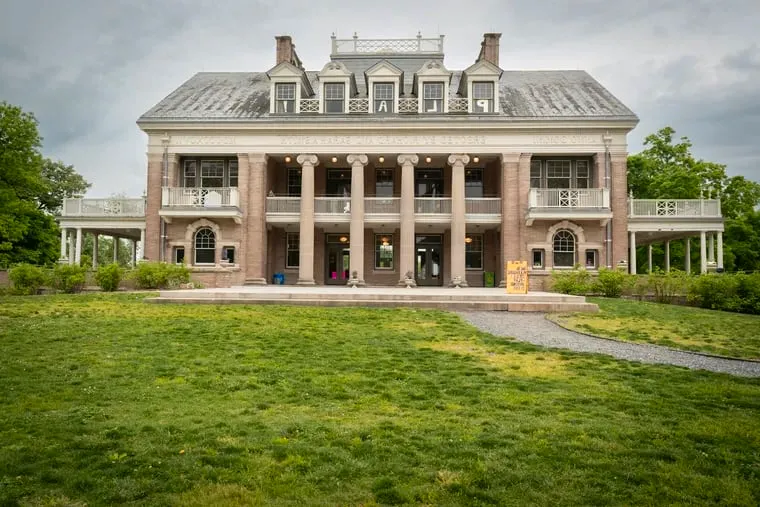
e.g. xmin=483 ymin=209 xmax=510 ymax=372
xmin=484 ymin=272 xmax=495 ymax=288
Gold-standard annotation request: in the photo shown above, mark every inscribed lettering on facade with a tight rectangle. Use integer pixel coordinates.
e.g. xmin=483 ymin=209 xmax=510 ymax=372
xmin=506 ymin=261 xmax=529 ymax=294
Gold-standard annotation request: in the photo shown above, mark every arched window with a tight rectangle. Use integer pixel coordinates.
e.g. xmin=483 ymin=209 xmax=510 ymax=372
xmin=553 ymin=230 xmax=576 ymax=268
xmin=195 ymin=227 xmax=216 ymax=264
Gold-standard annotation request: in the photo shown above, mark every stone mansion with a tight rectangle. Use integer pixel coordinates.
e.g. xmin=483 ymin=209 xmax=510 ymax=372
xmin=58 ymin=32 xmax=725 ymax=288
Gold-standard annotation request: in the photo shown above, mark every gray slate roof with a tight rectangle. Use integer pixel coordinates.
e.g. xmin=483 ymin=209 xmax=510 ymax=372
xmin=138 ymin=67 xmax=637 ymax=122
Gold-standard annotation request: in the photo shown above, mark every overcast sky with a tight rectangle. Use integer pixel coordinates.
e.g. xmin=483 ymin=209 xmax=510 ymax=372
xmin=1 ymin=0 xmax=758 ymax=196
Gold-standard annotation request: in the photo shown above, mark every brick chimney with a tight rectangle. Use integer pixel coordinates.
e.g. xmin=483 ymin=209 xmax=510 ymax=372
xmin=275 ymin=35 xmax=294 ymax=65
xmin=478 ymin=33 xmax=502 ymax=67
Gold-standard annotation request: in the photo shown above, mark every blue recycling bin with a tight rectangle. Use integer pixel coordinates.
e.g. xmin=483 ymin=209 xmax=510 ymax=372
xmin=272 ymin=272 xmax=285 ymax=285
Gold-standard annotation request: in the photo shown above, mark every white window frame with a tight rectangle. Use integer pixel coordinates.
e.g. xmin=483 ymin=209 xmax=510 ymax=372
xmin=371 ymin=82 xmax=396 ymax=114
xmin=532 ymin=249 xmax=545 ymax=269
xmin=227 ymin=160 xmax=238 ymax=187
xmin=183 ymin=160 xmax=197 ymax=188
xmin=323 ymin=82 xmax=346 ymax=114
xmin=286 ymin=232 xmax=300 ymax=268
xmin=585 ymin=249 xmax=598 ymax=270
xmin=552 ymin=230 xmax=576 ymax=268
xmin=531 ymin=160 xmax=593 ymax=189
xmin=421 ymin=81 xmax=445 ymax=114
xmin=194 ymin=227 xmax=216 ymax=265
xmin=471 ymin=81 xmax=496 ymax=114
xmin=270 ymin=79 xmax=301 ymax=114
xmin=200 ymin=160 xmax=224 ymax=188
xmin=374 ymin=234 xmax=394 ymax=270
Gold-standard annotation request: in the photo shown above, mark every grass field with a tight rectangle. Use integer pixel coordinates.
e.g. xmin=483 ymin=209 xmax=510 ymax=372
xmin=550 ymin=297 xmax=760 ymax=360
xmin=1 ymin=293 xmax=759 ymax=505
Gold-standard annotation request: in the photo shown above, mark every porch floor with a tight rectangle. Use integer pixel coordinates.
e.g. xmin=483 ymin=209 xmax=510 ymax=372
xmin=149 ymin=286 xmax=597 ymax=312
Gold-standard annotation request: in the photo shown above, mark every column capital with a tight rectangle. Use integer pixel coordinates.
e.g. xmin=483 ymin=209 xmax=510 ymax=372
xmin=244 ymin=153 xmax=268 ymax=163
xmin=297 ymin=154 xmax=319 ymax=167
xmin=500 ymin=153 xmax=521 ymax=164
xmin=397 ymin=154 xmax=419 ymax=166
xmin=346 ymin=154 xmax=368 ymax=167
xmin=447 ymin=154 xmax=470 ymax=166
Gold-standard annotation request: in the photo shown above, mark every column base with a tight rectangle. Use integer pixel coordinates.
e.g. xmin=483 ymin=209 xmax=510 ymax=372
xmin=497 ymin=280 xmax=506 ymax=288
xmin=297 ymin=279 xmax=316 ymax=286
xmin=398 ymin=278 xmax=417 ymax=288
xmin=244 ymin=278 xmax=267 ymax=286
xmin=347 ymin=279 xmax=366 ymax=288
xmin=448 ymin=277 xmax=469 ymax=288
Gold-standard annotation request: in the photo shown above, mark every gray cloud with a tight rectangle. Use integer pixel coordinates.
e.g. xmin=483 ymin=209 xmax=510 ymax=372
xmin=1 ymin=0 xmax=759 ymax=196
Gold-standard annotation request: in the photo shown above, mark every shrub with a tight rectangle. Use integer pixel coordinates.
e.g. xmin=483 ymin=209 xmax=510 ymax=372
xmin=131 ymin=262 xmax=190 ymax=289
xmin=594 ymin=268 xmax=633 ymax=298
xmin=688 ymin=273 xmax=750 ymax=314
xmin=51 ymin=264 xmax=87 ymax=293
xmin=80 ymin=254 xmax=92 ymax=269
xmin=551 ymin=267 xmax=592 ymax=295
xmin=646 ymin=269 xmax=691 ymax=303
xmin=9 ymin=263 xmax=48 ymax=295
xmin=95 ymin=263 xmax=124 ymax=292
xmin=736 ymin=273 xmax=760 ymax=315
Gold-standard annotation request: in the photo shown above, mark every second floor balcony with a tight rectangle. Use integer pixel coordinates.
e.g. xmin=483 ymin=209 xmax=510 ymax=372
xmin=160 ymin=187 xmax=242 ymax=223
xmin=526 ymin=188 xmax=612 ymax=225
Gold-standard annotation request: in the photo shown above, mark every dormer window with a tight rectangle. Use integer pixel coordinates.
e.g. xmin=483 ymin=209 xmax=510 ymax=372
xmin=373 ymin=83 xmax=394 ymax=113
xmin=472 ymin=82 xmax=494 ymax=113
xmin=275 ymin=83 xmax=296 ymax=113
xmin=422 ymin=82 xmax=444 ymax=113
xmin=324 ymin=83 xmax=345 ymax=113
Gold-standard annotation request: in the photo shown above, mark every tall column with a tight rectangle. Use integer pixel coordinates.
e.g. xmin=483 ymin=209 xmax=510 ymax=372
xmin=700 ymin=231 xmax=707 ymax=274
xmin=629 ymin=231 xmax=637 ymax=274
xmin=397 ymin=154 xmax=418 ymax=285
xmin=717 ymin=232 xmax=724 ymax=270
xmin=498 ymin=153 xmax=520 ymax=287
xmin=131 ymin=240 xmax=137 ymax=266
xmin=665 ymin=240 xmax=670 ymax=272
xmin=448 ymin=154 xmax=470 ymax=287
xmin=93 ymin=234 xmax=99 ymax=269
xmin=144 ymin=153 xmax=163 ymax=261
xmin=75 ymin=228 xmax=83 ymax=266
xmin=139 ymin=228 xmax=146 ymax=261
xmin=113 ymin=237 xmax=119 ymax=264
xmin=647 ymin=244 xmax=653 ymax=273
xmin=245 ymin=153 xmax=269 ymax=284
xmin=296 ymin=154 xmax=318 ymax=285
xmin=60 ymin=228 xmax=67 ymax=259
xmin=347 ymin=154 xmax=368 ymax=286
xmin=68 ymin=231 xmax=75 ymax=265
xmin=685 ymin=238 xmax=691 ymax=273
xmin=708 ymin=233 xmax=715 ymax=263
xmin=610 ymin=154 xmax=630 ymax=267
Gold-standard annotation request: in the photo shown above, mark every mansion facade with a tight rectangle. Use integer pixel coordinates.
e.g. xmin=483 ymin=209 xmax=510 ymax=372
xmin=134 ymin=32 xmax=639 ymax=288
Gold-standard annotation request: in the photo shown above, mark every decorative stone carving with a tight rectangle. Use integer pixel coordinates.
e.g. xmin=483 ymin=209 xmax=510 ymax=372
xmin=396 ymin=154 xmax=419 ymax=166
xmin=296 ymin=154 xmax=319 ymax=167
xmin=346 ymin=154 xmax=368 ymax=166
xmin=447 ymin=153 xmax=471 ymax=166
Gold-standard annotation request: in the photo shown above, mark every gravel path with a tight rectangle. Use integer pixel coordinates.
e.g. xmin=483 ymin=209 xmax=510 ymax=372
xmin=459 ymin=312 xmax=760 ymax=378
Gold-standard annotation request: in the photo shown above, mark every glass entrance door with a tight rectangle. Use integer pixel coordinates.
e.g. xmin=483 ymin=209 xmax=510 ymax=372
xmin=325 ymin=234 xmax=350 ymax=285
xmin=415 ymin=235 xmax=443 ymax=286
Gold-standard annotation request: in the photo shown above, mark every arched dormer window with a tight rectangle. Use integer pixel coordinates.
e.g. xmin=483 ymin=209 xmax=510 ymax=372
xmin=553 ymin=230 xmax=576 ymax=268
xmin=195 ymin=227 xmax=216 ymax=264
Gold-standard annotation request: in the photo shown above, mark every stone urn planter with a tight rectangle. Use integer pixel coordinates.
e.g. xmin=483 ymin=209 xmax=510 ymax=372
xmin=403 ymin=271 xmax=417 ymax=288
xmin=347 ymin=270 xmax=360 ymax=288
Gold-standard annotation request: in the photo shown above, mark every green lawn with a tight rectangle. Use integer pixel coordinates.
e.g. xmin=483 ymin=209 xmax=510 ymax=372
xmin=1 ymin=294 xmax=759 ymax=506
xmin=550 ymin=297 xmax=760 ymax=360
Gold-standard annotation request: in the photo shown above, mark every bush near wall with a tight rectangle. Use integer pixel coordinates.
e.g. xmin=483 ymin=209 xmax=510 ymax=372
xmin=8 ymin=264 xmax=48 ymax=295
xmin=95 ymin=264 xmax=124 ymax=292
xmin=51 ymin=264 xmax=87 ymax=293
xmin=130 ymin=262 xmax=190 ymax=289
xmin=688 ymin=273 xmax=760 ymax=315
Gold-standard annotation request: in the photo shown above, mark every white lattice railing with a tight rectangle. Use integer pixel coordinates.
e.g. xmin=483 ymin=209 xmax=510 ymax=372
xmin=161 ymin=187 xmax=239 ymax=208
xmin=299 ymin=98 xmax=319 ymax=113
xmin=266 ymin=197 xmax=301 ymax=213
xmin=415 ymin=198 xmax=452 ymax=214
xmin=465 ymin=198 xmax=501 ymax=214
xmin=529 ymin=188 xmax=609 ymax=209
xmin=332 ymin=35 xmax=444 ymax=55
xmin=62 ymin=198 xmax=146 ymax=217
xmin=448 ymin=98 xmax=469 ymax=113
xmin=629 ymin=199 xmax=721 ymax=217
xmin=398 ymin=98 xmax=418 ymax=114
xmin=315 ymin=197 xmax=351 ymax=214
xmin=348 ymin=98 xmax=369 ymax=113
xmin=365 ymin=197 xmax=400 ymax=214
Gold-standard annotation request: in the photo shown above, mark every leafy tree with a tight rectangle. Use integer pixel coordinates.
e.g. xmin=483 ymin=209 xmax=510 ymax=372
xmin=39 ymin=158 xmax=91 ymax=215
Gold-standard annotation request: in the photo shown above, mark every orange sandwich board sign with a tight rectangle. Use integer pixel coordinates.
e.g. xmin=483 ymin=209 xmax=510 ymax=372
xmin=506 ymin=261 xmax=529 ymax=294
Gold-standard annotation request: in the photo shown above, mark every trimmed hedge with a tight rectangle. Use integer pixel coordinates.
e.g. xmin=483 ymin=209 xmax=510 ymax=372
xmin=131 ymin=262 xmax=190 ymax=289
xmin=95 ymin=263 xmax=124 ymax=292
xmin=51 ymin=264 xmax=87 ymax=293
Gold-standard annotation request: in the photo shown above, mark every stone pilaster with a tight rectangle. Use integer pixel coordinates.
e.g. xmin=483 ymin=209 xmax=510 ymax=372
xmin=297 ymin=154 xmax=318 ymax=285
xmin=397 ymin=154 xmax=418 ymax=285
xmin=498 ymin=153 xmax=520 ymax=287
xmin=347 ymin=154 xmax=368 ymax=285
xmin=448 ymin=154 xmax=470 ymax=287
xmin=245 ymin=153 xmax=268 ymax=284
xmin=144 ymin=153 xmax=163 ymax=261
xmin=610 ymin=153 xmax=629 ymax=267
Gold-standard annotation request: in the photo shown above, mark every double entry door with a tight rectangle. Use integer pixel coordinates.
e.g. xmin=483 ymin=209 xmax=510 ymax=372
xmin=325 ymin=234 xmax=350 ymax=285
xmin=415 ymin=235 xmax=443 ymax=286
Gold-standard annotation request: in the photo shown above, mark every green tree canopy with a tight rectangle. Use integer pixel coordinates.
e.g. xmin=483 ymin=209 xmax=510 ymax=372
xmin=39 ymin=158 xmax=91 ymax=215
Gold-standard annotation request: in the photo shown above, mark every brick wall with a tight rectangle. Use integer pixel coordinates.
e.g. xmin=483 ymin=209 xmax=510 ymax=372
xmin=144 ymin=154 xmax=163 ymax=261
xmin=610 ymin=154 xmax=629 ymax=267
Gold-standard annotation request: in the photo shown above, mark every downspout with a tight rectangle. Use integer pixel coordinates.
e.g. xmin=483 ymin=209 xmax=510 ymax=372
xmin=603 ymin=132 xmax=612 ymax=269
xmin=160 ymin=133 xmax=170 ymax=263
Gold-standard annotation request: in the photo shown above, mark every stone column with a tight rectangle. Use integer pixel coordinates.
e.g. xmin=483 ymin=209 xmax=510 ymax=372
xmin=498 ymin=153 xmax=520 ymax=287
xmin=708 ymin=233 xmax=715 ymax=263
xmin=648 ymin=244 xmax=653 ymax=273
xmin=717 ymin=232 xmax=724 ymax=270
xmin=68 ymin=231 xmax=74 ymax=265
xmin=113 ymin=237 xmax=119 ymax=264
xmin=610 ymin=154 xmax=629 ymax=267
xmin=245 ymin=153 xmax=269 ymax=284
xmin=685 ymin=238 xmax=691 ymax=274
xmin=448 ymin=154 xmax=470 ymax=287
xmin=397 ymin=154 xmax=418 ymax=285
xmin=297 ymin=154 xmax=318 ymax=285
xmin=93 ymin=234 xmax=99 ymax=269
xmin=629 ymin=231 xmax=637 ymax=274
xmin=139 ymin=228 xmax=146 ymax=261
xmin=75 ymin=228 xmax=83 ymax=266
xmin=665 ymin=240 xmax=670 ymax=272
xmin=347 ymin=154 xmax=368 ymax=286
xmin=144 ymin=153 xmax=163 ymax=261
xmin=131 ymin=240 xmax=137 ymax=266
xmin=60 ymin=228 xmax=67 ymax=259
xmin=700 ymin=231 xmax=707 ymax=274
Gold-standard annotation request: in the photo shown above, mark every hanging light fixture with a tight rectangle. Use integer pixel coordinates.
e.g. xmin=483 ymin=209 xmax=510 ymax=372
xmin=378 ymin=156 xmax=385 ymax=164
xmin=425 ymin=156 xmax=432 ymax=163
xmin=465 ymin=236 xmax=473 ymax=243
xmin=331 ymin=156 xmax=338 ymax=163
xmin=284 ymin=156 xmax=292 ymax=163
xmin=339 ymin=235 xmax=348 ymax=243
xmin=473 ymin=156 xmax=480 ymax=163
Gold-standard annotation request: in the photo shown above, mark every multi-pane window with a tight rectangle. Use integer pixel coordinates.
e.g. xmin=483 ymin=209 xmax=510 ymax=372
xmin=200 ymin=160 xmax=224 ymax=188
xmin=531 ymin=160 xmax=592 ymax=189
xmin=546 ymin=161 xmax=572 ymax=189
xmin=472 ymin=81 xmax=494 ymax=113
xmin=553 ymin=230 xmax=576 ymax=268
xmin=228 ymin=161 xmax=238 ymax=187
xmin=422 ymin=82 xmax=444 ymax=113
xmin=375 ymin=234 xmax=394 ymax=269
xmin=183 ymin=160 xmax=197 ymax=187
xmin=287 ymin=168 xmax=302 ymax=196
xmin=530 ymin=161 xmax=542 ymax=188
xmin=275 ymin=83 xmax=296 ymax=113
xmin=376 ymin=169 xmax=394 ymax=197
xmin=324 ymin=83 xmax=345 ymax=113
xmin=195 ymin=227 xmax=216 ymax=264
xmin=465 ymin=169 xmax=484 ymax=198
xmin=286 ymin=233 xmax=300 ymax=268
xmin=465 ymin=234 xmax=483 ymax=270
xmin=576 ymin=161 xmax=590 ymax=188
xmin=373 ymin=83 xmax=394 ymax=113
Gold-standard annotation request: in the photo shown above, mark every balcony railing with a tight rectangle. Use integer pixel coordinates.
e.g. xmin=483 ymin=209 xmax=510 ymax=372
xmin=398 ymin=98 xmax=418 ymax=114
xmin=629 ymin=199 xmax=721 ymax=218
xmin=529 ymin=188 xmax=610 ymax=209
xmin=62 ymin=198 xmax=146 ymax=217
xmin=299 ymin=98 xmax=319 ymax=113
xmin=161 ymin=187 xmax=239 ymax=208
xmin=315 ymin=197 xmax=351 ymax=214
xmin=415 ymin=197 xmax=452 ymax=214
xmin=365 ymin=197 xmax=400 ymax=214
xmin=465 ymin=198 xmax=501 ymax=214
xmin=266 ymin=197 xmax=301 ymax=214
xmin=348 ymin=98 xmax=369 ymax=113
xmin=331 ymin=35 xmax=445 ymax=55
xmin=448 ymin=98 xmax=469 ymax=113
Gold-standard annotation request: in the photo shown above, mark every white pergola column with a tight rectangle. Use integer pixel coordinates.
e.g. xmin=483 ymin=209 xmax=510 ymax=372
xmin=93 ymin=234 xmax=99 ymax=269
xmin=700 ymin=231 xmax=707 ymax=274
xmin=397 ymin=154 xmax=418 ymax=286
xmin=647 ymin=244 xmax=653 ymax=273
xmin=717 ymin=232 xmax=724 ymax=270
xmin=113 ymin=237 xmax=119 ymax=264
xmin=448 ymin=154 xmax=470 ymax=287
xmin=60 ymin=228 xmax=67 ymax=259
xmin=75 ymin=228 xmax=83 ymax=266
xmin=685 ymin=238 xmax=691 ymax=274
xmin=131 ymin=239 xmax=137 ymax=266
xmin=708 ymin=233 xmax=715 ymax=264
xmin=68 ymin=231 xmax=75 ymax=265
xmin=140 ymin=228 xmax=146 ymax=261
xmin=629 ymin=231 xmax=637 ymax=274
xmin=296 ymin=154 xmax=318 ymax=285
xmin=347 ymin=154 xmax=368 ymax=286
xmin=665 ymin=240 xmax=670 ymax=272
